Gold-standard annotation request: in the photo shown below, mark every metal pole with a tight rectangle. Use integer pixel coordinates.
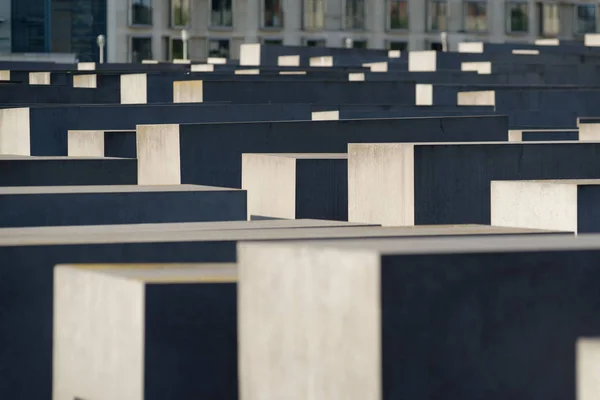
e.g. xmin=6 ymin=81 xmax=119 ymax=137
xmin=97 ymin=35 xmax=106 ymax=63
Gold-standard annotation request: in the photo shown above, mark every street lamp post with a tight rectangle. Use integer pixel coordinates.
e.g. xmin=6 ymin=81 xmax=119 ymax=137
xmin=97 ymin=34 xmax=106 ymax=64
xmin=181 ymin=29 xmax=189 ymax=60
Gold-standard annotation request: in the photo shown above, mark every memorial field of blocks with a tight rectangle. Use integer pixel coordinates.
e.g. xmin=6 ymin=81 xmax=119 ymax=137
xmin=5 ymin=36 xmax=600 ymax=399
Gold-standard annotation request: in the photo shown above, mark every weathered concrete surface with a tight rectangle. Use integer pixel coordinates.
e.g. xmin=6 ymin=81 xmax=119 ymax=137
xmin=54 ymin=263 xmax=237 ymax=400
xmin=577 ymin=338 xmax=600 ymax=400
xmin=0 ymin=185 xmax=246 ymax=227
xmin=348 ymin=142 xmax=600 ymax=226
xmin=238 ymin=234 xmax=600 ymax=400
xmin=0 ymin=222 xmax=566 ymax=400
xmin=491 ymin=179 xmax=600 ymax=234
xmin=137 ymin=115 xmax=508 ymax=187
xmin=242 ymin=153 xmax=348 ymax=221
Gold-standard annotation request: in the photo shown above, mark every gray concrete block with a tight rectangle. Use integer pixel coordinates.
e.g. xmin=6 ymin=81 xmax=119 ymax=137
xmin=242 ymin=153 xmax=347 ymax=220
xmin=0 ymin=155 xmax=136 ymax=186
xmin=68 ymin=130 xmax=136 ymax=158
xmin=0 ymin=185 xmax=246 ymax=227
xmin=0 ymin=222 xmax=565 ymax=399
xmin=491 ymin=179 xmax=600 ymax=233
xmin=348 ymin=142 xmax=600 ymax=226
xmin=54 ymin=263 xmax=237 ymax=400
xmin=577 ymin=338 xmax=600 ymax=400
xmin=508 ymin=129 xmax=578 ymax=141
xmin=238 ymin=234 xmax=600 ymax=400
xmin=136 ymin=115 xmax=508 ymax=188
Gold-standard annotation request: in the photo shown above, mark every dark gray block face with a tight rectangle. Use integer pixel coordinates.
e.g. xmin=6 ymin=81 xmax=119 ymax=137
xmin=295 ymin=158 xmax=348 ymax=220
xmin=0 ymin=156 xmax=136 ymax=186
xmin=0 ymin=82 xmax=118 ymax=104
xmin=0 ymin=224 xmax=565 ymax=400
xmin=238 ymin=235 xmax=600 ymax=400
xmin=144 ymin=282 xmax=237 ymax=400
xmin=104 ymin=131 xmax=137 ymax=158
xmin=0 ymin=185 xmax=246 ymax=227
xmin=142 ymin=115 xmax=508 ymax=188
xmin=578 ymin=185 xmax=600 ymax=233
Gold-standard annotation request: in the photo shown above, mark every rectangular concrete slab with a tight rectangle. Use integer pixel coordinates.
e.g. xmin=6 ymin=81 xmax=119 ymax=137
xmin=136 ymin=115 xmax=508 ymax=187
xmin=348 ymin=141 xmax=600 ymax=226
xmin=0 ymin=155 xmax=136 ymax=186
xmin=491 ymin=179 xmax=600 ymax=233
xmin=0 ymin=222 xmax=566 ymax=399
xmin=238 ymin=233 xmax=600 ymax=400
xmin=0 ymin=184 xmax=246 ymax=227
xmin=242 ymin=153 xmax=348 ymax=220
xmin=54 ymin=263 xmax=237 ymax=400
xmin=577 ymin=338 xmax=600 ymax=400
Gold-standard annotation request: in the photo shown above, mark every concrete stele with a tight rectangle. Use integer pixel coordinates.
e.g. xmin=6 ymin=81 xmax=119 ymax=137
xmin=458 ymin=42 xmax=484 ymax=53
xmin=279 ymin=71 xmax=306 ymax=75
xmin=348 ymin=72 xmax=365 ymax=81
xmin=277 ymin=55 xmax=300 ymax=67
xmin=120 ymin=74 xmax=148 ymax=104
xmin=388 ymin=50 xmax=401 ymax=58
xmin=415 ymin=84 xmax=433 ymax=106
xmin=311 ymin=111 xmax=339 ymax=121
xmin=235 ymin=69 xmax=260 ymax=75
xmin=172 ymin=59 xmax=191 ymax=64
xmin=362 ymin=62 xmax=388 ymax=72
xmin=136 ymin=124 xmax=181 ymax=185
xmin=457 ymin=90 xmax=496 ymax=106
xmin=29 ymin=72 xmax=51 ymax=85
xmin=77 ymin=62 xmax=96 ymax=71
xmin=173 ymin=80 xmax=203 ymax=103
xmin=141 ymin=60 xmax=159 ymax=64
xmin=512 ymin=49 xmax=540 ymax=55
xmin=408 ymin=51 xmax=437 ymax=72
xmin=67 ymin=130 xmax=105 ymax=157
xmin=535 ymin=38 xmax=560 ymax=46
xmin=207 ymin=57 xmax=227 ymax=64
xmin=240 ymin=43 xmax=261 ymax=66
xmin=578 ymin=122 xmax=600 ymax=141
xmin=577 ymin=338 xmax=600 ymax=400
xmin=73 ymin=74 xmax=97 ymax=88
xmin=461 ymin=62 xmax=492 ymax=74
xmin=309 ymin=56 xmax=333 ymax=67
xmin=0 ymin=70 xmax=10 ymax=81
xmin=191 ymin=64 xmax=214 ymax=72
xmin=491 ymin=180 xmax=578 ymax=233
xmin=0 ymin=107 xmax=30 ymax=156
xmin=585 ymin=33 xmax=600 ymax=47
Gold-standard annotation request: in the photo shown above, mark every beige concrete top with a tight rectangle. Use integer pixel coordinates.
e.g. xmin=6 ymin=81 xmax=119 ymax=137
xmin=0 ymin=156 xmax=128 ymax=160
xmin=58 ymin=263 xmax=237 ymax=283
xmin=350 ymin=141 xmax=600 ymax=147
xmin=240 ymin=232 xmax=600 ymax=257
xmin=244 ymin=153 xmax=347 ymax=159
xmin=0 ymin=225 xmax=567 ymax=247
xmin=0 ymin=184 xmax=240 ymax=195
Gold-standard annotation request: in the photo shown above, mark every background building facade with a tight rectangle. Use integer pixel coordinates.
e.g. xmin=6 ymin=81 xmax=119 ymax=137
xmin=5 ymin=0 xmax=600 ymax=62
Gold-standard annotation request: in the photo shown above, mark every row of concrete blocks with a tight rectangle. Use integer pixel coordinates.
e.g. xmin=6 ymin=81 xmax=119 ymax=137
xmin=0 ymin=219 xmax=571 ymax=400
xmin=47 ymin=229 xmax=600 ymax=400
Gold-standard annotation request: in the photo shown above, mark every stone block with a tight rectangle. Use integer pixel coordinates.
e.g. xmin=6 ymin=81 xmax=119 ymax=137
xmin=491 ymin=179 xmax=600 ymax=233
xmin=54 ymin=263 xmax=237 ymax=400
xmin=68 ymin=130 xmax=136 ymax=158
xmin=238 ymin=234 xmax=600 ymax=400
xmin=577 ymin=338 xmax=600 ymax=400
xmin=242 ymin=153 xmax=347 ymax=220
xmin=0 ymin=222 xmax=565 ymax=399
xmin=348 ymin=142 xmax=600 ymax=226
xmin=508 ymin=129 xmax=578 ymax=141
xmin=136 ymin=115 xmax=508 ymax=188
xmin=0 ymin=184 xmax=246 ymax=227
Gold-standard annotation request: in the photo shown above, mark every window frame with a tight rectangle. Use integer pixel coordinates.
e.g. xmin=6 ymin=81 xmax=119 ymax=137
xmin=129 ymin=35 xmax=153 ymax=63
xmin=170 ymin=0 xmax=191 ymax=29
xmin=538 ymin=2 xmax=560 ymax=37
xmin=207 ymin=37 xmax=231 ymax=58
xmin=343 ymin=0 xmax=366 ymax=31
xmin=463 ymin=0 xmax=489 ymax=33
xmin=130 ymin=0 xmax=153 ymax=27
xmin=574 ymin=3 xmax=598 ymax=35
xmin=303 ymin=0 xmax=326 ymax=31
xmin=506 ymin=1 xmax=529 ymax=34
xmin=427 ymin=0 xmax=448 ymax=32
xmin=388 ymin=0 xmax=409 ymax=31
xmin=209 ymin=0 xmax=234 ymax=29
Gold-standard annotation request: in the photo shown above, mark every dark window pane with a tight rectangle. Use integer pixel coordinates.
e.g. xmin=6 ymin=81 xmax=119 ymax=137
xmin=131 ymin=37 xmax=152 ymax=62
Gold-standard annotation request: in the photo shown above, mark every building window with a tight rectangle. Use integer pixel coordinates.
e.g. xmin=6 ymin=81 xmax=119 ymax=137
xmin=263 ymin=0 xmax=283 ymax=28
xmin=507 ymin=2 xmax=528 ymax=33
xmin=211 ymin=0 xmax=233 ymax=27
xmin=428 ymin=0 xmax=447 ymax=32
xmin=131 ymin=37 xmax=152 ymax=63
xmin=352 ymin=39 xmax=368 ymax=48
xmin=263 ymin=38 xmax=283 ymax=45
xmin=209 ymin=39 xmax=230 ymax=58
xmin=576 ymin=4 xmax=597 ymax=34
xmin=304 ymin=38 xmax=326 ymax=47
xmin=464 ymin=1 xmax=488 ymax=32
xmin=429 ymin=41 xmax=443 ymax=51
xmin=171 ymin=0 xmax=190 ymax=27
xmin=131 ymin=0 xmax=153 ymax=26
xmin=389 ymin=0 xmax=409 ymax=30
xmin=345 ymin=0 xmax=365 ymax=30
xmin=388 ymin=41 xmax=408 ymax=51
xmin=171 ymin=38 xmax=183 ymax=59
xmin=537 ymin=3 xmax=559 ymax=36
xmin=304 ymin=0 xmax=325 ymax=30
